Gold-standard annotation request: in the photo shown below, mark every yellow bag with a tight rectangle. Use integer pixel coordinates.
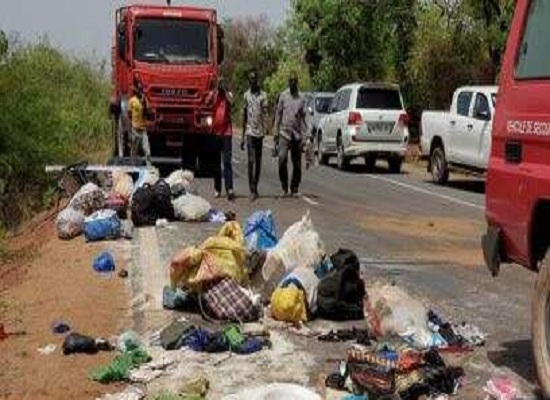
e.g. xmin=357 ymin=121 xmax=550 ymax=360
xmin=112 ymin=171 xmax=134 ymax=201
xmin=170 ymin=222 xmax=247 ymax=290
xmin=271 ymin=286 xmax=308 ymax=323
xmin=170 ymin=246 xmax=203 ymax=290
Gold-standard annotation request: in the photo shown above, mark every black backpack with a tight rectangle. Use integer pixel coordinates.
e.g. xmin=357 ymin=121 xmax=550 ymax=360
xmin=153 ymin=180 xmax=175 ymax=220
xmin=131 ymin=184 xmax=157 ymax=227
xmin=317 ymin=249 xmax=366 ymax=321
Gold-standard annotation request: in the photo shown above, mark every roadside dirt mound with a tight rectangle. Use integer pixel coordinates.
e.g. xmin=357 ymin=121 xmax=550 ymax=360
xmin=0 ymin=219 xmax=128 ymax=399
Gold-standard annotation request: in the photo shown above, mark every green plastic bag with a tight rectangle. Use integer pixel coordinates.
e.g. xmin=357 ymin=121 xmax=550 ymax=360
xmin=89 ymin=348 xmax=151 ymax=384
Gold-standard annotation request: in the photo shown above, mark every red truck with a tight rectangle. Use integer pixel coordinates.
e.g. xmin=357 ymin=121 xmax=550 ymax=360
xmin=109 ymin=3 xmax=224 ymax=169
xmin=483 ymin=0 xmax=550 ymax=394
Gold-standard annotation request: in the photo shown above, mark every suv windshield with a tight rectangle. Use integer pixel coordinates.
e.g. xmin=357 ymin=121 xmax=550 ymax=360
xmin=315 ymin=96 xmax=333 ymax=114
xmin=134 ymin=18 xmax=209 ymax=64
xmin=356 ymin=87 xmax=402 ymax=110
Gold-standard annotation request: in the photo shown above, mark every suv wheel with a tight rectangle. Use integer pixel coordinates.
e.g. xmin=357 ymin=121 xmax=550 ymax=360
xmin=389 ymin=157 xmax=403 ymax=174
xmin=364 ymin=155 xmax=376 ymax=172
xmin=431 ymin=147 xmax=449 ymax=185
xmin=533 ymin=249 xmax=550 ymax=398
xmin=318 ymin=132 xmax=330 ymax=165
xmin=336 ymin=139 xmax=349 ymax=170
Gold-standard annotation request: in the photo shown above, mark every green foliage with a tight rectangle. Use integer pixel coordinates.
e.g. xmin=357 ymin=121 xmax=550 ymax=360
xmin=0 ymin=39 xmax=111 ymax=228
xmin=290 ymin=0 xmax=395 ymax=89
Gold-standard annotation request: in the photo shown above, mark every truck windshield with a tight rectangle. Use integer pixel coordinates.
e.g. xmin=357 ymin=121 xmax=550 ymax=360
xmin=356 ymin=87 xmax=402 ymax=110
xmin=315 ymin=97 xmax=333 ymax=114
xmin=134 ymin=18 xmax=209 ymax=64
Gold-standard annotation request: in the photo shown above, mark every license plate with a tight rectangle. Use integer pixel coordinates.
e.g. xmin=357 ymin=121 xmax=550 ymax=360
xmin=368 ymin=121 xmax=394 ymax=135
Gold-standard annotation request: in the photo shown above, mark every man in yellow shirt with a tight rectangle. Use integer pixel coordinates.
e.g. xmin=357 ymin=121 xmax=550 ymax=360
xmin=128 ymin=84 xmax=151 ymax=165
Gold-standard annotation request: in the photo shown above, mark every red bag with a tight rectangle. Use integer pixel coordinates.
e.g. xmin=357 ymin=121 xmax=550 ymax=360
xmin=105 ymin=192 xmax=128 ymax=219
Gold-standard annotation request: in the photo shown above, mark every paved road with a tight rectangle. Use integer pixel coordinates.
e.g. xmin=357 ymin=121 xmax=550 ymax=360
xmin=127 ymin=142 xmax=538 ymax=398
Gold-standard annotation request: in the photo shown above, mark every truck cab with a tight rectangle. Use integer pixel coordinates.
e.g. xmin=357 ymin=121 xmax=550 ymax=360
xmin=110 ymin=4 xmax=224 ymax=167
xmin=482 ymin=0 xmax=550 ymax=395
xmin=421 ymin=86 xmax=498 ymax=184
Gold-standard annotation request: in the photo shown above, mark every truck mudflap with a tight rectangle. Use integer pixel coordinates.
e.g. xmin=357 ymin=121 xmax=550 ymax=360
xmin=482 ymin=225 xmax=502 ymax=277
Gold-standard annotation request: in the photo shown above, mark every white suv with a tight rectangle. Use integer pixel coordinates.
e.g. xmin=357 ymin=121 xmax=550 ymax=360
xmin=317 ymin=83 xmax=409 ymax=172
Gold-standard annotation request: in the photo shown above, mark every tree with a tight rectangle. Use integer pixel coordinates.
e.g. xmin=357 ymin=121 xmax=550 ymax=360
xmin=0 ymin=30 xmax=7 ymax=58
xmin=290 ymin=0 xmax=395 ymax=90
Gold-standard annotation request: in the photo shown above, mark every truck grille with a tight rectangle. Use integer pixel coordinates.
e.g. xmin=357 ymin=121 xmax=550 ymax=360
xmin=150 ymin=87 xmax=199 ymax=99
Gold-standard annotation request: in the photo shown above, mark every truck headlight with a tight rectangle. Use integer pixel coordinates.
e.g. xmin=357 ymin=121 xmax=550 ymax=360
xmin=205 ymin=116 xmax=213 ymax=127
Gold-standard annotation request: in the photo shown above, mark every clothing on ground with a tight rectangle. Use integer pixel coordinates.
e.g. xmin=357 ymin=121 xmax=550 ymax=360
xmin=247 ymin=136 xmax=263 ymax=194
xmin=278 ymin=136 xmax=302 ymax=193
xmin=244 ymin=89 xmax=268 ymax=137
xmin=274 ymin=89 xmax=308 ymax=141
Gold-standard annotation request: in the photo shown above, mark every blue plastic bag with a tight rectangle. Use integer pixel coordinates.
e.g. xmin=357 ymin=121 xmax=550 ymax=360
xmin=84 ymin=210 xmax=121 ymax=242
xmin=244 ymin=210 xmax=279 ymax=251
xmin=93 ymin=251 xmax=115 ymax=273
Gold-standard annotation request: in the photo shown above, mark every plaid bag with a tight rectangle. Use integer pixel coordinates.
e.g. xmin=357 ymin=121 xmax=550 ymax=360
xmin=202 ymin=278 xmax=259 ymax=323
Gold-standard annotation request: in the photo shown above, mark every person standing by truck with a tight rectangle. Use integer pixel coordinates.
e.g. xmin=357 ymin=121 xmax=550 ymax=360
xmin=241 ymin=69 xmax=268 ymax=201
xmin=212 ymin=82 xmax=235 ymax=201
xmin=273 ymin=72 xmax=308 ymax=197
xmin=128 ymin=83 xmax=152 ymax=166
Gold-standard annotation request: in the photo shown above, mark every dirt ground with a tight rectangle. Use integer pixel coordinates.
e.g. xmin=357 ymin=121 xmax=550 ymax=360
xmin=0 ymin=217 xmax=128 ymax=400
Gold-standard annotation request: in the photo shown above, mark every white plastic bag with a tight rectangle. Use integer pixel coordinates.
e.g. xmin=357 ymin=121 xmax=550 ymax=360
xmin=263 ymin=212 xmax=325 ymax=280
xmin=165 ymin=169 xmax=196 ymax=196
xmin=222 ymin=383 xmax=321 ymax=400
xmin=56 ymin=208 xmax=85 ymax=239
xmin=369 ymin=283 xmax=432 ymax=349
xmin=172 ymin=194 xmax=211 ymax=221
xmin=68 ymin=183 xmax=106 ymax=216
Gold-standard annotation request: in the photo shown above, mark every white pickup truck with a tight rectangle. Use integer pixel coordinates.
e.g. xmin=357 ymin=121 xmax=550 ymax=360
xmin=421 ymin=86 xmax=498 ymax=184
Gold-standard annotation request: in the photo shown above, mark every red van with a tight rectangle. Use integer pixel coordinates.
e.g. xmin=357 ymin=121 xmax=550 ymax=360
xmin=483 ymin=0 xmax=550 ymax=394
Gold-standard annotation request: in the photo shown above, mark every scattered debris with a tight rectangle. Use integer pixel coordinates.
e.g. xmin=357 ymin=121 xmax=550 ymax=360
xmin=93 ymin=251 xmax=116 ymax=274
xmin=222 ymin=383 xmax=321 ymax=400
xmin=62 ymin=332 xmax=112 ymax=355
xmin=117 ymin=330 xmax=143 ymax=353
xmin=96 ymin=386 xmax=145 ymax=400
xmin=52 ymin=320 xmax=71 ymax=334
xmin=118 ymin=269 xmax=129 ymax=279
xmin=37 ymin=344 xmax=57 ymax=355
xmin=484 ymin=375 xmax=524 ymax=400
xmin=89 ymin=348 xmax=151 ymax=384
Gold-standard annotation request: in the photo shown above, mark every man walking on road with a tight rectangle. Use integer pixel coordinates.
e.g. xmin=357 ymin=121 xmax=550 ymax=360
xmin=128 ymin=83 xmax=152 ymax=166
xmin=241 ymin=70 xmax=268 ymax=201
xmin=273 ymin=72 xmax=308 ymax=197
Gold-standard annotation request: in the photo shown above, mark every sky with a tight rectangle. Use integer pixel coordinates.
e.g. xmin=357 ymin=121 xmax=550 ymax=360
xmin=0 ymin=0 xmax=290 ymax=60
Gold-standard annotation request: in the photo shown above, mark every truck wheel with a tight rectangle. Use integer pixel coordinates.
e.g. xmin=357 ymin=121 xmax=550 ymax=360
xmin=431 ymin=147 xmax=449 ymax=184
xmin=364 ymin=155 xmax=376 ymax=172
xmin=388 ymin=157 xmax=403 ymax=174
xmin=533 ymin=249 xmax=550 ymax=398
xmin=336 ymin=140 xmax=349 ymax=170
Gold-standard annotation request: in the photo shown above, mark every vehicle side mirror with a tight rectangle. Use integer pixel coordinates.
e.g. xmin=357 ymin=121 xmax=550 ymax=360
xmin=476 ymin=109 xmax=490 ymax=121
xmin=217 ymin=25 xmax=225 ymax=65
xmin=117 ymin=24 xmax=127 ymax=61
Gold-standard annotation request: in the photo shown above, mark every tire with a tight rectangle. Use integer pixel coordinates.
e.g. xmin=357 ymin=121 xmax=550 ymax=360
xmin=389 ymin=157 xmax=403 ymax=174
xmin=336 ymin=138 xmax=349 ymax=170
xmin=364 ymin=155 xmax=376 ymax=172
xmin=533 ymin=249 xmax=550 ymax=398
xmin=318 ymin=131 xmax=330 ymax=165
xmin=431 ymin=146 xmax=449 ymax=184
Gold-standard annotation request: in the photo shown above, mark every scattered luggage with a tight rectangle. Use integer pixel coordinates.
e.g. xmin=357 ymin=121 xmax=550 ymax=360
xmin=68 ymin=182 xmax=106 ymax=216
xmin=172 ymin=193 xmax=211 ymax=222
xmin=56 ymin=207 xmax=85 ymax=239
xmin=84 ymin=209 xmax=121 ymax=242
xmin=244 ymin=210 xmax=279 ymax=252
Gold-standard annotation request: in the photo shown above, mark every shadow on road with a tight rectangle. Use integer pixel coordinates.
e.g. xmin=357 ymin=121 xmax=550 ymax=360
xmin=487 ymin=339 xmax=536 ymax=384
xmin=445 ymin=179 xmax=486 ymax=195
xmin=325 ymin=161 xmax=409 ymax=176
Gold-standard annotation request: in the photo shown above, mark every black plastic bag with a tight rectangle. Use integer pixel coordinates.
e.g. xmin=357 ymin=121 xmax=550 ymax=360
xmin=62 ymin=333 xmax=98 ymax=355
